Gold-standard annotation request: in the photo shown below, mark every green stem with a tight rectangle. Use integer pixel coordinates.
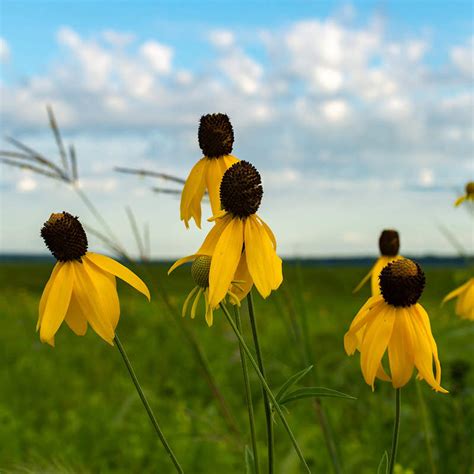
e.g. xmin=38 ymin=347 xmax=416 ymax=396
xmin=234 ymin=305 xmax=260 ymax=474
xmin=415 ymin=382 xmax=437 ymax=474
xmin=114 ymin=334 xmax=184 ymax=473
xmin=247 ymin=293 xmax=274 ymax=474
xmin=220 ymin=303 xmax=311 ymax=473
xmin=295 ymin=264 xmax=343 ymax=474
xmin=388 ymin=388 xmax=401 ymax=474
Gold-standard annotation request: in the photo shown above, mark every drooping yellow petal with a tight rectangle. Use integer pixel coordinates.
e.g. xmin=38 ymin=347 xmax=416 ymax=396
xmin=204 ymin=289 xmax=214 ymax=327
xmin=352 ymin=266 xmax=373 ymax=294
xmin=457 ymin=281 xmax=474 ymax=319
xmin=360 ymin=305 xmax=396 ymax=389
xmin=388 ymin=308 xmax=414 ymax=388
xmin=83 ymin=257 xmax=120 ymax=329
xmin=85 ymin=253 xmax=150 ymax=301
xmin=40 ymin=262 xmax=74 ymax=346
xmin=209 ymin=217 xmax=244 ymax=308
xmin=376 ymin=364 xmax=391 ymax=382
xmin=71 ymin=263 xmax=115 ymax=345
xmin=65 ymin=294 xmax=88 ymax=336
xmin=256 ymin=215 xmax=277 ymax=249
xmin=205 ymin=158 xmax=225 ymax=216
xmin=414 ymin=304 xmax=443 ymax=384
xmin=180 ymin=158 xmax=207 ymax=228
xmin=182 ymin=286 xmax=199 ymax=318
xmin=454 ymin=195 xmax=466 ymax=207
xmin=244 ymin=215 xmax=282 ymax=299
xmin=408 ymin=306 xmax=447 ymax=393
xmin=442 ymin=279 xmax=471 ymax=304
xmin=190 ymin=288 xmax=203 ymax=319
xmin=37 ymin=262 xmax=63 ymax=331
xmin=222 ymin=154 xmax=239 ymax=170
xmin=348 ymin=296 xmax=384 ymax=332
xmin=168 ymin=215 xmax=231 ymax=275
xmin=344 ymin=299 xmax=385 ymax=355
xmin=230 ymin=251 xmax=254 ymax=302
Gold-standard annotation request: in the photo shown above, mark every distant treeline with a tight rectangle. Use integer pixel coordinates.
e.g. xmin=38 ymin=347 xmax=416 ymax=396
xmin=0 ymin=253 xmax=470 ymax=267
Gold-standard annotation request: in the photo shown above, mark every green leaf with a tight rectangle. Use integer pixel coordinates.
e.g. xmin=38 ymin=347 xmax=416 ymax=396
xmin=245 ymin=446 xmax=256 ymax=474
xmin=377 ymin=451 xmax=389 ymax=474
xmin=275 ymin=365 xmax=314 ymax=403
xmin=279 ymin=387 xmax=356 ymax=405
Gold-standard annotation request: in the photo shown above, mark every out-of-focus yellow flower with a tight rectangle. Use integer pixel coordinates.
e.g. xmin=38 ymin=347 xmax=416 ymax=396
xmin=345 ymin=258 xmax=447 ymax=393
xmin=353 ymin=229 xmax=403 ymax=296
xmin=170 ymin=161 xmax=282 ymax=312
xmin=454 ymin=181 xmax=474 ymax=207
xmin=38 ymin=212 xmax=150 ymax=346
xmin=443 ymin=278 xmax=474 ymax=320
xmin=180 ymin=113 xmax=239 ymax=228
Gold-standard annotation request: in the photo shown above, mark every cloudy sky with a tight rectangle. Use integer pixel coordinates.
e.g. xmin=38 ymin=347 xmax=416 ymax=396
xmin=0 ymin=0 xmax=472 ymax=258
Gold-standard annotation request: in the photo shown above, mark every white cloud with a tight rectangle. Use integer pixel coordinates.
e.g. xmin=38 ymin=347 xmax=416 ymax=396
xmin=218 ymin=49 xmax=263 ymax=94
xmin=140 ymin=41 xmax=173 ymax=74
xmin=0 ymin=37 xmax=10 ymax=62
xmin=450 ymin=36 xmax=474 ymax=77
xmin=1 ymin=17 xmax=473 ymax=256
xmin=209 ymin=30 xmax=235 ymax=49
xmin=102 ymin=30 xmax=135 ymax=48
xmin=321 ymin=99 xmax=349 ymax=122
xmin=16 ymin=175 xmax=37 ymax=192
xmin=418 ymin=168 xmax=434 ymax=187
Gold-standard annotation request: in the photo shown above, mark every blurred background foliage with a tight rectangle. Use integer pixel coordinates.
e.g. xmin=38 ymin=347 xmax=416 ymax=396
xmin=1 ymin=262 xmax=472 ymax=473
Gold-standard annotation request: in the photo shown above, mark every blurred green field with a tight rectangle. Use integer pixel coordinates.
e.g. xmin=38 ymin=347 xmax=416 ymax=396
xmin=0 ymin=262 xmax=472 ymax=473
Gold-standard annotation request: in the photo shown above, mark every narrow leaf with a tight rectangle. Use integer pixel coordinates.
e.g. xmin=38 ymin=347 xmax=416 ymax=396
xmin=244 ymin=446 xmax=256 ymax=474
xmin=275 ymin=365 xmax=313 ymax=403
xmin=279 ymin=387 xmax=356 ymax=405
xmin=377 ymin=451 xmax=389 ymax=474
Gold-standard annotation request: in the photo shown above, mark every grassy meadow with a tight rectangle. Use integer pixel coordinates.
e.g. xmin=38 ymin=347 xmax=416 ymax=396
xmin=0 ymin=262 xmax=472 ymax=473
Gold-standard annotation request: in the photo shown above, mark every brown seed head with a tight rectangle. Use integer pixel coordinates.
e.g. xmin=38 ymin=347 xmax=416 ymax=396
xmin=379 ymin=258 xmax=425 ymax=307
xmin=220 ymin=161 xmax=263 ymax=218
xmin=41 ymin=212 xmax=88 ymax=262
xmin=198 ymin=113 xmax=234 ymax=158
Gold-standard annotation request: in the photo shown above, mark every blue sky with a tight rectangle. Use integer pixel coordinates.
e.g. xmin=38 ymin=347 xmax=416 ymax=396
xmin=0 ymin=1 xmax=472 ymax=258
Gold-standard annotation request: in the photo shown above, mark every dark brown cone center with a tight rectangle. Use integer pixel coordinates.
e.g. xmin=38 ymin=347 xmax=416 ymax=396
xmin=41 ymin=212 xmax=88 ymax=262
xmin=220 ymin=161 xmax=263 ymax=218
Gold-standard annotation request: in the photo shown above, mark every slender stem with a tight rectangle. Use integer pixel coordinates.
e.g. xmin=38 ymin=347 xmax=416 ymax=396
xmin=295 ymin=264 xmax=343 ymax=474
xmin=234 ymin=305 xmax=260 ymax=474
xmin=388 ymin=388 xmax=401 ymax=474
xmin=114 ymin=334 xmax=184 ymax=473
xmin=415 ymin=382 xmax=437 ymax=474
xmin=220 ymin=303 xmax=311 ymax=473
xmin=139 ymin=262 xmax=241 ymax=439
xmin=247 ymin=293 xmax=274 ymax=474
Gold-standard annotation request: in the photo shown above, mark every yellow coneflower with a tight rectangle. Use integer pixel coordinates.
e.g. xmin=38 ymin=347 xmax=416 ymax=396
xmin=170 ymin=160 xmax=282 ymax=311
xmin=454 ymin=181 xmax=474 ymax=207
xmin=443 ymin=278 xmax=474 ymax=320
xmin=38 ymin=212 xmax=150 ymax=346
xmin=180 ymin=113 xmax=239 ymax=228
xmin=179 ymin=255 xmax=246 ymax=326
xmin=345 ymin=258 xmax=448 ymax=393
xmin=353 ymin=229 xmax=403 ymax=296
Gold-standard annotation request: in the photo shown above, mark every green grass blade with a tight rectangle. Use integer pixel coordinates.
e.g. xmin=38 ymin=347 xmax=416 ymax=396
xmin=279 ymin=387 xmax=356 ymax=405
xmin=275 ymin=365 xmax=314 ymax=403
